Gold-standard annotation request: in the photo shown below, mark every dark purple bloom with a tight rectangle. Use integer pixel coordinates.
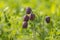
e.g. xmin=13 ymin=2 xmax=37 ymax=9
xmin=24 ymin=15 xmax=29 ymax=22
xmin=22 ymin=21 xmax=28 ymax=28
xmin=46 ymin=16 xmax=50 ymax=23
xmin=26 ymin=7 xmax=32 ymax=14
xmin=29 ymin=13 xmax=35 ymax=20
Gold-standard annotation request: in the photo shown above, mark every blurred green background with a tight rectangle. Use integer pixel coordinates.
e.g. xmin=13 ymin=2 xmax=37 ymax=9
xmin=0 ymin=0 xmax=60 ymax=40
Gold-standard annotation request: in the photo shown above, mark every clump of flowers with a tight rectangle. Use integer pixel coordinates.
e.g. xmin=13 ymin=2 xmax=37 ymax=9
xmin=22 ymin=7 xmax=35 ymax=28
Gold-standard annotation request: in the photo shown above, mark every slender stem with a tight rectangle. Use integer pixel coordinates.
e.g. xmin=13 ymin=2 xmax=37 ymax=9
xmin=33 ymin=23 xmax=36 ymax=40
xmin=30 ymin=21 xmax=36 ymax=40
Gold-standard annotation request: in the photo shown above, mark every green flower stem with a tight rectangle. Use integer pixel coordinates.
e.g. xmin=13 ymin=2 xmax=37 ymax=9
xmin=30 ymin=21 xmax=36 ymax=40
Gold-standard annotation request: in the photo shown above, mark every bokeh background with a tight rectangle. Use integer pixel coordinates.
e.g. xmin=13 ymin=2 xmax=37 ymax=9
xmin=0 ymin=0 xmax=60 ymax=40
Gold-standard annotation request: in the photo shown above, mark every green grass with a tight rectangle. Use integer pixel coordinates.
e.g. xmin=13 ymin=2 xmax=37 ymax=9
xmin=0 ymin=0 xmax=60 ymax=40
